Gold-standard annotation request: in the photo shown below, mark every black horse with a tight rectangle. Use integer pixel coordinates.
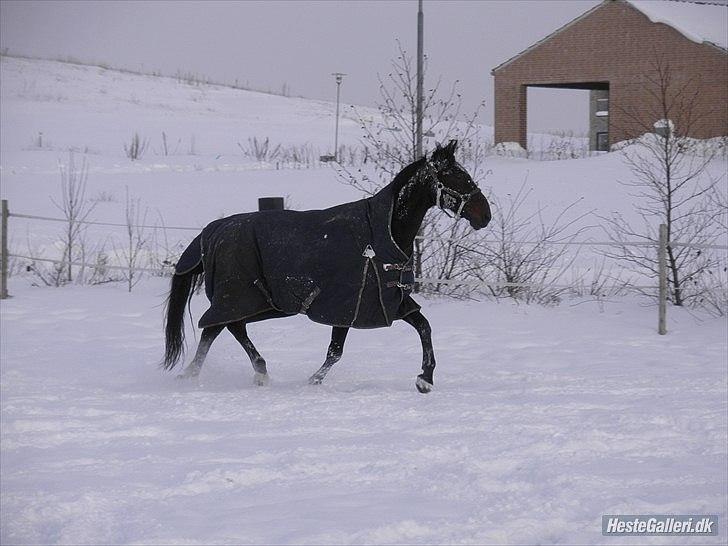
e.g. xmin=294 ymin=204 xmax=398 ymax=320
xmin=163 ymin=140 xmax=491 ymax=393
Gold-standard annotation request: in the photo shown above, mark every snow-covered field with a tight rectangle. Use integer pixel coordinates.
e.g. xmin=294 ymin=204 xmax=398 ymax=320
xmin=1 ymin=56 xmax=727 ymax=544
xmin=2 ymin=281 xmax=726 ymax=545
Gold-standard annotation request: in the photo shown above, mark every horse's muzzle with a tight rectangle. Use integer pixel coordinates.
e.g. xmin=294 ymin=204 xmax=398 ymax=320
xmin=465 ymin=192 xmax=491 ymax=230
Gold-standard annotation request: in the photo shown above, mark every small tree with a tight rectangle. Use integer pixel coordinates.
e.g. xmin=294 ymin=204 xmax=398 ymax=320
xmin=116 ymin=187 xmax=148 ymax=292
xmin=337 ymin=41 xmax=486 ymax=290
xmin=51 ymin=152 xmax=96 ymax=283
xmin=340 ymin=41 xmax=485 ymax=193
xmin=604 ymin=56 xmax=726 ymax=308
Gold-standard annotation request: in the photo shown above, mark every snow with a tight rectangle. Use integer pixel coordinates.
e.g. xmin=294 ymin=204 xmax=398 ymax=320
xmin=493 ymin=141 xmax=528 ymax=158
xmin=1 ymin=55 xmax=727 ymax=544
xmin=2 ymin=281 xmax=726 ymax=544
xmin=627 ymin=0 xmax=728 ymax=50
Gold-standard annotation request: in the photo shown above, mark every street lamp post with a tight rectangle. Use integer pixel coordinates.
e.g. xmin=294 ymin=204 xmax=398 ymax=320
xmin=416 ymin=0 xmax=424 ymax=161
xmin=332 ymin=72 xmax=346 ymax=162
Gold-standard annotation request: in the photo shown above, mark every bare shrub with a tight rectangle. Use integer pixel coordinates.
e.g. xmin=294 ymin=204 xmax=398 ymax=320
xmin=147 ymin=214 xmax=184 ymax=278
xmin=154 ymin=131 xmax=181 ymax=156
xmin=238 ymin=137 xmax=282 ymax=162
xmin=470 ymin=182 xmax=592 ymax=305
xmin=528 ymin=131 xmax=592 ymax=161
xmin=124 ymin=132 xmax=149 ymax=161
xmin=416 ymin=212 xmax=483 ymax=299
xmin=90 ymin=190 xmax=116 ymax=203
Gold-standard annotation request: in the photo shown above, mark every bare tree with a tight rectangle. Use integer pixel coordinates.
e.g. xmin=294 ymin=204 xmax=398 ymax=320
xmin=339 ymin=41 xmax=485 ymax=195
xmin=604 ymin=56 xmax=726 ymax=308
xmin=51 ymin=152 xmax=96 ymax=283
xmin=115 ymin=187 xmax=148 ymax=292
xmin=336 ymin=41 xmax=486 ymax=290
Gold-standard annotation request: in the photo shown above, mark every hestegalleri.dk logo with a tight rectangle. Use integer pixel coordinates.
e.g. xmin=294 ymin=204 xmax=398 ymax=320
xmin=602 ymin=515 xmax=718 ymax=536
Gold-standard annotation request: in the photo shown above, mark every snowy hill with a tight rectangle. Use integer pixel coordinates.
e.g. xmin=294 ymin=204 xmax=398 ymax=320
xmin=0 ymin=55 xmax=366 ymax=155
xmin=1 ymin=55 xmax=726 ymax=545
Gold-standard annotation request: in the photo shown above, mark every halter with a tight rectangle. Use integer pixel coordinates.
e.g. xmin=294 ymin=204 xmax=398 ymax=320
xmin=424 ymin=161 xmax=478 ymax=219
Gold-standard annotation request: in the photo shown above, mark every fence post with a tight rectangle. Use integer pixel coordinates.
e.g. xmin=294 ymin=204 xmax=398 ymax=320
xmin=1 ymin=199 xmax=8 ymax=299
xmin=658 ymin=223 xmax=667 ymax=335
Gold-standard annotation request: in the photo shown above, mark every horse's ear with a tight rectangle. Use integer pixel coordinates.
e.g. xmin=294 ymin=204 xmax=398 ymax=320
xmin=430 ymin=141 xmax=447 ymax=162
xmin=446 ymin=139 xmax=458 ymax=155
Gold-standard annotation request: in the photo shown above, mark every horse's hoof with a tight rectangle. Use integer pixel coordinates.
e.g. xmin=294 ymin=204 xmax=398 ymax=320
xmin=415 ymin=376 xmax=433 ymax=394
xmin=176 ymin=371 xmax=198 ymax=380
xmin=253 ymin=372 xmax=269 ymax=386
xmin=308 ymin=375 xmax=323 ymax=386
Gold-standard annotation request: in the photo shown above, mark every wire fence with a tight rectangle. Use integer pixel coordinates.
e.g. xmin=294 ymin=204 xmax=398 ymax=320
xmin=8 ymin=212 xmax=201 ymax=232
xmin=9 ymin=210 xmax=728 ymax=250
xmin=2 ymin=202 xmax=727 ymax=333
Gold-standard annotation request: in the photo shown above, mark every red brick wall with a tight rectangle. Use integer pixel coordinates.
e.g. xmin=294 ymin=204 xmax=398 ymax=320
xmin=493 ymin=0 xmax=728 ymax=148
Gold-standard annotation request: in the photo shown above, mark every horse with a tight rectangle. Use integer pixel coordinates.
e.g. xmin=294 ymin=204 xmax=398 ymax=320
xmin=162 ymin=139 xmax=491 ymax=393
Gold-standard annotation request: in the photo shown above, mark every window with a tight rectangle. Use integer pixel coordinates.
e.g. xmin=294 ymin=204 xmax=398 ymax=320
xmin=595 ymin=98 xmax=609 ymax=117
xmin=596 ymin=132 xmax=609 ymax=151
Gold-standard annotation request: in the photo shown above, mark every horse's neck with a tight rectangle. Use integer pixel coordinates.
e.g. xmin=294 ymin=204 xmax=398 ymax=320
xmin=387 ymin=166 xmax=433 ymax=255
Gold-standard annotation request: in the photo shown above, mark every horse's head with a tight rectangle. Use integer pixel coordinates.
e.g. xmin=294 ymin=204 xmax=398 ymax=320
xmin=428 ymin=140 xmax=491 ymax=230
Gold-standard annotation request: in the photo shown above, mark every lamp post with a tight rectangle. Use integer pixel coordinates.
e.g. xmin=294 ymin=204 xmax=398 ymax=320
xmin=413 ymin=0 xmax=425 ymax=292
xmin=416 ymin=0 xmax=424 ymax=161
xmin=332 ymin=72 xmax=346 ymax=162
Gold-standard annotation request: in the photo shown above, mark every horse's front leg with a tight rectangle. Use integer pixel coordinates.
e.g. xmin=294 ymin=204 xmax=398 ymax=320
xmin=403 ymin=311 xmax=435 ymax=393
xmin=309 ymin=327 xmax=349 ymax=385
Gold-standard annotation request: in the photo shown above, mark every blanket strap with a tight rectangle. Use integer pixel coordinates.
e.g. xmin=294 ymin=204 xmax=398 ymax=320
xmin=383 ymin=263 xmax=412 ymax=272
xmin=386 ymin=280 xmax=414 ymax=291
xmin=300 ymin=287 xmax=321 ymax=314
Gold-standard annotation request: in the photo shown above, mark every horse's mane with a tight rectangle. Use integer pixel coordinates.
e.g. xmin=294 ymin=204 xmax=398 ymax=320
xmin=387 ymin=157 xmax=427 ymax=195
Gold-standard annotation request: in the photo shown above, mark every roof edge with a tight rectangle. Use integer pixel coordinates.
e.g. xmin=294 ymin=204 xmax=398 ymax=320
xmin=491 ymin=0 xmax=610 ymax=75
xmin=491 ymin=0 xmax=727 ymax=76
xmin=625 ymin=0 xmax=727 ymax=52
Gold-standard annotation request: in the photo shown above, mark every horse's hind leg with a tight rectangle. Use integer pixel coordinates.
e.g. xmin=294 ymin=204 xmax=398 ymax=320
xmin=178 ymin=325 xmax=225 ymax=379
xmin=309 ymin=327 xmax=349 ymax=385
xmin=227 ymin=321 xmax=269 ymax=386
xmin=403 ymin=311 xmax=435 ymax=394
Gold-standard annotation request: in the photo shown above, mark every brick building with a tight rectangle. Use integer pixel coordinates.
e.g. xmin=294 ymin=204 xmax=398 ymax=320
xmin=492 ymin=0 xmax=728 ymax=151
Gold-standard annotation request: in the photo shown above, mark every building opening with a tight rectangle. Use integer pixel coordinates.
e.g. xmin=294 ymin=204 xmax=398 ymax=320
xmin=526 ymin=82 xmax=609 ymax=156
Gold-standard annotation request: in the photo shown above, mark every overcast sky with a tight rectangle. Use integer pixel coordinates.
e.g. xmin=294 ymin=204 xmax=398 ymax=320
xmin=1 ymin=0 xmax=608 ymax=133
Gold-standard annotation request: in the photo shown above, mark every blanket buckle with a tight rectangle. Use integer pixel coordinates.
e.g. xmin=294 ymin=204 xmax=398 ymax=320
xmin=362 ymin=245 xmax=376 ymax=259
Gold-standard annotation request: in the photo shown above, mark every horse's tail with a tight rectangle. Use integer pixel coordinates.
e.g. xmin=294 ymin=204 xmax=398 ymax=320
xmin=163 ymin=234 xmax=204 ymax=370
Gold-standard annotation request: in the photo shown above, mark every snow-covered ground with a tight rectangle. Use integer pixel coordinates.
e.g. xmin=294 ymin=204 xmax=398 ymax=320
xmin=2 ymin=280 xmax=726 ymax=545
xmin=1 ymin=55 xmax=727 ymax=544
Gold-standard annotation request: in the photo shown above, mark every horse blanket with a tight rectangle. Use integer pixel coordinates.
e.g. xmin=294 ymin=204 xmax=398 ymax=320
xmin=176 ymin=186 xmax=420 ymax=329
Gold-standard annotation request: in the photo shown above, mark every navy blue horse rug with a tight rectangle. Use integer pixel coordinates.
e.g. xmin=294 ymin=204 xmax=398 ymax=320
xmin=176 ymin=185 xmax=420 ymax=329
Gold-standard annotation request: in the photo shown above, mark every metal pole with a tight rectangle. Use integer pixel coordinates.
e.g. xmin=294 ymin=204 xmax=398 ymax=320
xmin=416 ymin=0 xmax=424 ymax=161
xmin=332 ymin=72 xmax=345 ymax=162
xmin=1 ymin=200 xmax=8 ymax=299
xmin=658 ymin=223 xmax=667 ymax=335
xmin=413 ymin=0 xmax=425 ymax=292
